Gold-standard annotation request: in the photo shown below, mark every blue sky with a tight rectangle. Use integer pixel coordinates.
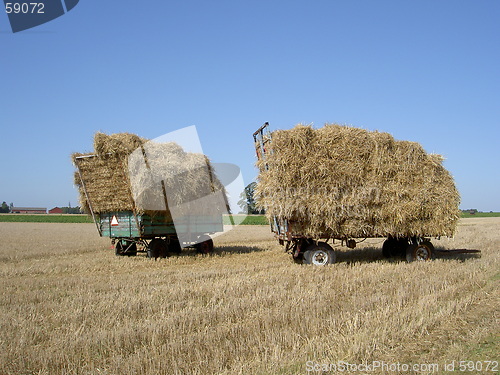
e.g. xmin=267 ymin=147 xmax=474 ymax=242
xmin=1 ymin=0 xmax=499 ymax=211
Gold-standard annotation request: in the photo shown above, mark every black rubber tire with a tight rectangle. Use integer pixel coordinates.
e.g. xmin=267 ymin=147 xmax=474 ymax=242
xmin=148 ymin=239 xmax=168 ymax=259
xmin=167 ymin=237 xmax=182 ymax=255
xmin=115 ymin=241 xmax=137 ymax=256
xmin=302 ymin=242 xmax=336 ymax=265
xmin=195 ymin=237 xmax=214 ymax=254
xmin=115 ymin=242 xmax=124 ymax=256
xmin=382 ymin=237 xmax=407 ymax=258
xmin=406 ymin=241 xmax=435 ymax=262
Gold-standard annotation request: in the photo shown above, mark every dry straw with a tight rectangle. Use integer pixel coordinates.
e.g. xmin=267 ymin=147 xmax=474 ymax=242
xmin=255 ymin=124 xmax=460 ymax=238
xmin=73 ymin=132 xmax=227 ymax=217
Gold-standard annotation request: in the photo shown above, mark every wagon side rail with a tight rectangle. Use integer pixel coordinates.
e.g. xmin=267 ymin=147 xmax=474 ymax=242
xmin=74 ymin=154 xmax=102 ymax=236
xmin=253 ymin=122 xmax=281 ymax=234
xmin=253 ymin=122 xmax=272 ymax=167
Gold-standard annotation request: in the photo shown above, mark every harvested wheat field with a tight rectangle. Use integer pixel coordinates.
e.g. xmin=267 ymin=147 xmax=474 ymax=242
xmin=0 ymin=219 xmax=498 ymax=375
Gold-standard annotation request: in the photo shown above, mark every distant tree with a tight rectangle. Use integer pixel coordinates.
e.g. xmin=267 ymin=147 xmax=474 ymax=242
xmin=0 ymin=201 xmax=10 ymax=213
xmin=237 ymin=182 xmax=264 ymax=214
xmin=61 ymin=206 xmax=82 ymax=214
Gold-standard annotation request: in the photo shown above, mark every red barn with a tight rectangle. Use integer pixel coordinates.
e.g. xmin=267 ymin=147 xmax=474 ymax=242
xmin=49 ymin=207 xmax=63 ymax=214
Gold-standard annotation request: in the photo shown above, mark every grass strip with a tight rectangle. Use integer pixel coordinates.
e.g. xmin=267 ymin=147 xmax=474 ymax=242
xmin=460 ymin=212 xmax=500 ymax=218
xmin=0 ymin=215 xmax=93 ymax=223
xmin=0 ymin=214 xmax=270 ymax=225
xmin=2 ymin=213 xmax=497 ymax=224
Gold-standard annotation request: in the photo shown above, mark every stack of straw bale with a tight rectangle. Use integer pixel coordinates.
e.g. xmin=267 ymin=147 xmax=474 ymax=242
xmin=73 ymin=132 xmax=226 ymax=217
xmin=255 ymin=124 xmax=460 ymax=238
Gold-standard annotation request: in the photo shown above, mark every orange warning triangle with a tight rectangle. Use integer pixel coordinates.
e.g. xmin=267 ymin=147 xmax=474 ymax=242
xmin=111 ymin=215 xmax=119 ymax=226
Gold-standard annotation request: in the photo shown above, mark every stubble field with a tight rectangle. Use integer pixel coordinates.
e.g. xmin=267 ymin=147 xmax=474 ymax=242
xmin=0 ymin=219 xmax=498 ymax=374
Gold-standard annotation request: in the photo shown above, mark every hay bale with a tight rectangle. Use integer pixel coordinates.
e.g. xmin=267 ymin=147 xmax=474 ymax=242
xmin=128 ymin=141 xmax=226 ymax=215
xmin=255 ymin=124 xmax=460 ymax=238
xmin=73 ymin=133 xmax=227 ymax=217
xmin=93 ymin=132 xmax=146 ymax=156
xmin=73 ymin=152 xmax=133 ymax=214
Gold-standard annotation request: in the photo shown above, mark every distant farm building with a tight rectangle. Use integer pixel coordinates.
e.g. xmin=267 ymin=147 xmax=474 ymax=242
xmin=49 ymin=207 xmax=63 ymax=214
xmin=11 ymin=207 xmax=47 ymax=214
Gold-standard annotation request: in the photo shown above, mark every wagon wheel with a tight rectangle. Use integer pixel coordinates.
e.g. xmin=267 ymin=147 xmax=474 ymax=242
xmin=302 ymin=242 xmax=336 ymax=265
xmin=167 ymin=237 xmax=182 ymax=255
xmin=406 ymin=241 xmax=435 ymax=262
xmin=148 ymin=239 xmax=168 ymax=259
xmin=115 ymin=241 xmax=137 ymax=256
xmin=195 ymin=236 xmax=214 ymax=254
xmin=382 ymin=237 xmax=407 ymax=258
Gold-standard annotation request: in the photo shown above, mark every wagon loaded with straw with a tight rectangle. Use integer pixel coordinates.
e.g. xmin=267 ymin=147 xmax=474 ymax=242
xmin=73 ymin=132 xmax=228 ymax=258
xmin=254 ymin=122 xmax=461 ymax=265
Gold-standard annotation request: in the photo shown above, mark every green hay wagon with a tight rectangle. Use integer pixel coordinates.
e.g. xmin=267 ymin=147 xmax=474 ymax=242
xmin=74 ymin=154 xmax=223 ymax=258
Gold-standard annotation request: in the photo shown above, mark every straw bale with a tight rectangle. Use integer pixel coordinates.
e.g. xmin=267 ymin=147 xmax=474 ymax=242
xmin=73 ymin=133 xmax=226 ymax=218
xmin=255 ymin=124 xmax=460 ymax=239
xmin=128 ymin=141 xmax=226 ymax=214
xmin=73 ymin=152 xmax=133 ymax=214
xmin=93 ymin=132 xmax=146 ymax=156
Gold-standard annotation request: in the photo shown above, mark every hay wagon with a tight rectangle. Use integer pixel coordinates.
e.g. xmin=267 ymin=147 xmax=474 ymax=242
xmin=253 ymin=122 xmax=460 ymax=266
xmin=73 ymin=136 xmax=225 ymax=258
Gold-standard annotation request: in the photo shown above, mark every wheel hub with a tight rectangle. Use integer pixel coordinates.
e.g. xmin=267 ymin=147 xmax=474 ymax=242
xmin=415 ymin=246 xmax=430 ymax=260
xmin=312 ymin=250 xmax=328 ymax=265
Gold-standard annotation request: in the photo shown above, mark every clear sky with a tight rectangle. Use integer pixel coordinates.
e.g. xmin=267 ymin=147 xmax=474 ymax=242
xmin=1 ymin=0 xmax=499 ymax=211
